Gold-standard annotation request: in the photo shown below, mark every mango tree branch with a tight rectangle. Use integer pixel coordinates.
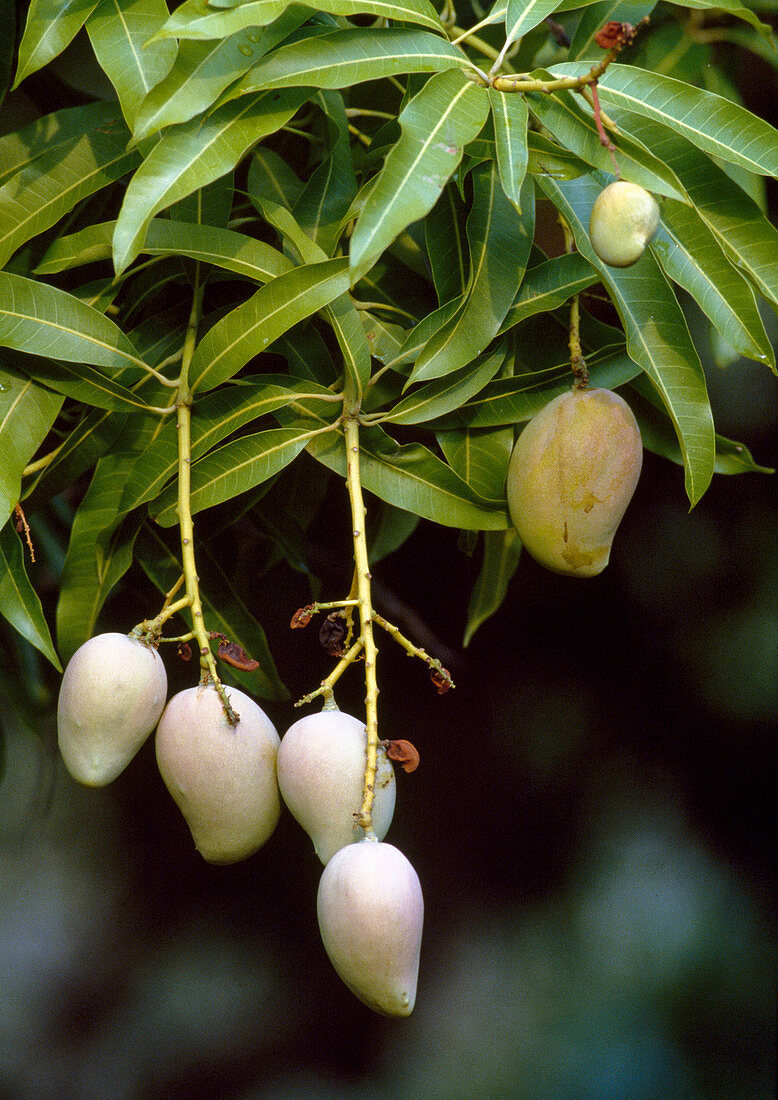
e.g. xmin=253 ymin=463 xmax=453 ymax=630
xmin=175 ymin=266 xmax=239 ymax=725
xmin=343 ymin=412 xmax=381 ymax=833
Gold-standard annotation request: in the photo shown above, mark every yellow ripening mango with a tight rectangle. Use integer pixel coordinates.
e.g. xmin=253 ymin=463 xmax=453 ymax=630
xmin=506 ymin=388 xmax=643 ymax=577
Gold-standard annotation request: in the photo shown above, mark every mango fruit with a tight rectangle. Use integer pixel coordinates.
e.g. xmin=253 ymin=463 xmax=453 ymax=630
xmin=277 ymin=710 xmax=396 ymax=864
xmin=589 ymin=181 xmax=660 ymax=268
xmin=317 ymin=839 xmax=423 ymax=1016
xmin=57 ymin=632 xmax=167 ymax=786
xmin=155 ymin=683 xmax=280 ymax=863
xmin=506 ymin=387 xmax=642 ymax=577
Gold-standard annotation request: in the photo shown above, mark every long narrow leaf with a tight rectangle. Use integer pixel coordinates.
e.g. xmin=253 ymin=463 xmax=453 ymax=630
xmin=86 ymin=0 xmax=177 ymax=128
xmin=113 ymin=88 xmax=311 ymax=273
xmin=190 ymin=259 xmax=351 ymax=393
xmin=0 ymin=272 xmax=150 ymax=376
xmin=158 ymin=0 xmax=443 ymax=39
xmin=307 ymin=423 xmax=510 ymax=530
xmin=350 ymin=69 xmax=490 ymax=278
xmin=152 ymin=426 xmax=319 ymax=526
xmin=13 ymin=0 xmax=99 ymax=87
xmin=222 ymin=28 xmax=471 ymax=101
xmin=0 ymin=522 xmax=61 ymax=669
xmin=410 ymin=165 xmax=534 ymax=383
xmin=0 ymin=102 xmax=138 ymax=269
xmin=0 ymin=363 xmax=63 ymax=527
xmin=551 ymin=62 xmax=778 ymax=177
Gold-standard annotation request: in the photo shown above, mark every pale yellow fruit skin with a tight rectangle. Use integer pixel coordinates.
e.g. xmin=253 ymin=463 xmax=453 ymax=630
xmin=589 ymin=181 xmax=660 ymax=267
xmin=155 ymin=684 xmax=280 ymax=864
xmin=57 ymin=632 xmax=167 ymax=786
xmin=507 ymin=388 xmax=642 ymax=577
xmin=317 ymin=839 xmax=423 ymax=1017
xmin=277 ymin=711 xmax=396 ymax=864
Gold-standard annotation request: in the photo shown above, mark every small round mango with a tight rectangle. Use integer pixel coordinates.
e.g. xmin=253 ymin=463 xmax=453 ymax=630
xmin=57 ymin=632 xmax=167 ymax=786
xmin=155 ymin=684 xmax=280 ymax=864
xmin=277 ymin=710 xmax=396 ymax=864
xmin=506 ymin=387 xmax=642 ymax=577
xmin=317 ymin=839 xmax=423 ymax=1017
xmin=589 ymin=181 xmax=660 ymax=267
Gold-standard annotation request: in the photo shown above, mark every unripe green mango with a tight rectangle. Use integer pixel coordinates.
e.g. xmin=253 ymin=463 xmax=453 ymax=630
xmin=506 ymin=388 xmax=642 ymax=577
xmin=317 ymin=839 xmax=423 ymax=1017
xmin=155 ymin=684 xmax=280 ymax=864
xmin=57 ymin=632 xmax=167 ymax=786
xmin=277 ymin=710 xmax=396 ymax=864
xmin=589 ymin=181 xmax=660 ymax=268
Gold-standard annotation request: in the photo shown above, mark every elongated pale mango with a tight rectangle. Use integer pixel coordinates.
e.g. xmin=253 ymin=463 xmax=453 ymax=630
xmin=57 ymin=632 xmax=167 ymax=786
xmin=155 ymin=684 xmax=280 ymax=863
xmin=507 ymin=388 xmax=642 ymax=577
xmin=589 ymin=181 xmax=660 ymax=268
xmin=277 ymin=710 xmax=396 ymax=864
xmin=317 ymin=840 xmax=423 ymax=1017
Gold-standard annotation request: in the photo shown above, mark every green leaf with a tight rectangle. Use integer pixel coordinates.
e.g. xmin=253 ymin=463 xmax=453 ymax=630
xmin=0 ymin=273 xmax=153 ymax=378
xmin=0 ymin=364 xmax=64 ymax=527
xmin=437 ymin=347 xmax=641 ymax=428
xmin=0 ymin=522 xmax=61 ymax=670
xmin=384 ymin=346 xmax=506 ymax=425
xmin=678 ymin=0 xmax=774 ymax=38
xmin=498 ymin=252 xmax=598 ymax=334
xmin=0 ymin=102 xmax=138 ymax=269
xmin=437 ymin=422 xmax=514 ymax=501
xmin=552 ymin=61 xmax=778 ymax=177
xmin=37 ymin=218 xmax=294 ymax=282
xmin=351 ymin=69 xmax=490 ymax=279
xmin=307 ymin=424 xmax=510 ymax=529
xmin=410 ymin=164 xmax=534 ymax=383
xmin=608 ymin=110 xmax=778 ymax=320
xmin=489 ymin=89 xmax=529 ymax=211
xmin=120 ymin=376 xmax=333 ymax=512
xmin=135 ymin=525 xmax=287 ymax=701
xmin=22 ymin=406 xmax=127 ymax=511
xmin=13 ymin=0 xmax=99 ymax=87
xmin=152 ymin=426 xmax=320 ymax=526
xmin=326 ymin=293 xmax=372 ymax=401
xmin=293 ymin=91 xmax=357 ymax=256
xmin=539 ymin=173 xmax=715 ymax=506
xmin=113 ymin=88 xmax=311 ymax=273
xmin=133 ymin=10 xmax=308 ymax=143
xmin=55 ymin=455 xmax=144 ymax=661
xmin=189 ymin=258 xmax=351 ymax=393
xmin=525 ymin=81 xmax=688 ymax=201
xmin=463 ymin=528 xmax=522 ymax=647
xmin=223 ymin=28 xmax=471 ymax=99
xmin=367 ymin=502 xmax=420 ymax=564
xmin=86 ymin=0 xmax=177 ymax=128
xmin=424 ymin=183 xmax=469 ymax=304
xmin=503 ymin=0 xmax=568 ymax=50
xmin=387 ymin=296 xmax=462 ymax=370
xmin=650 ymin=219 xmax=774 ymax=367
xmin=158 ymin=0 xmax=444 ymax=39
xmin=526 ymin=130 xmax=591 ymax=180
xmin=628 ymin=375 xmax=774 ymax=476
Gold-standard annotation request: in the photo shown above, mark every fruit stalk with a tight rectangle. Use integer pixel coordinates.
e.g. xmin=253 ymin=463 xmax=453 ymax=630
xmin=343 ymin=412 xmax=380 ymax=832
xmin=175 ymin=267 xmax=237 ymax=724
